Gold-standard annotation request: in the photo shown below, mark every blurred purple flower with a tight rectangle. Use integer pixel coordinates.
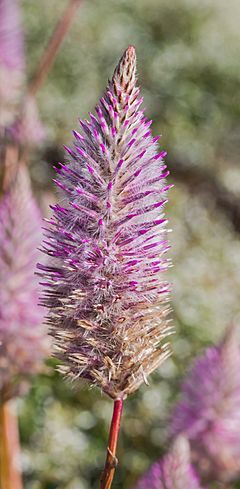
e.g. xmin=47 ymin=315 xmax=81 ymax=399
xmin=0 ymin=0 xmax=45 ymax=143
xmin=0 ymin=165 xmax=49 ymax=401
xmin=135 ymin=436 xmax=205 ymax=489
xmin=38 ymin=46 xmax=172 ymax=399
xmin=8 ymin=95 xmax=46 ymax=146
xmin=0 ymin=0 xmax=25 ymax=127
xmin=170 ymin=326 xmax=240 ymax=483
xmin=0 ymin=0 xmax=24 ymax=70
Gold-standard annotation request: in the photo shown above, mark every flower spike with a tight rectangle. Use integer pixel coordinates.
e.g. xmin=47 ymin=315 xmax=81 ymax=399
xmin=0 ymin=165 xmax=49 ymax=401
xmin=38 ymin=46 xmax=173 ymax=400
xmin=170 ymin=325 xmax=240 ymax=483
xmin=0 ymin=0 xmax=25 ymax=127
xmin=135 ymin=437 xmax=205 ymax=489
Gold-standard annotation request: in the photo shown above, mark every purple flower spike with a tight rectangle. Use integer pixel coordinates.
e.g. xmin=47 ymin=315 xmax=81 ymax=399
xmin=0 ymin=0 xmax=24 ymax=70
xmin=0 ymin=166 xmax=49 ymax=401
xmin=170 ymin=325 xmax=240 ymax=483
xmin=38 ymin=46 xmax=172 ymax=400
xmin=135 ymin=437 xmax=205 ymax=489
xmin=0 ymin=0 xmax=25 ymax=127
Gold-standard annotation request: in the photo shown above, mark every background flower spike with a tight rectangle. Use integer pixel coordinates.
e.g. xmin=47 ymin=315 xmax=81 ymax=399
xmin=134 ymin=436 xmax=205 ymax=489
xmin=0 ymin=164 xmax=49 ymax=402
xmin=170 ymin=324 xmax=240 ymax=483
xmin=0 ymin=0 xmax=25 ymax=128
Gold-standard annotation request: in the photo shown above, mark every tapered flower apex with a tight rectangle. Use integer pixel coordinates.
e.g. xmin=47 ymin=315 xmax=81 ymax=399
xmin=38 ymin=46 xmax=172 ymax=399
xmin=170 ymin=325 xmax=240 ymax=483
xmin=0 ymin=165 xmax=49 ymax=401
xmin=135 ymin=437 xmax=205 ymax=489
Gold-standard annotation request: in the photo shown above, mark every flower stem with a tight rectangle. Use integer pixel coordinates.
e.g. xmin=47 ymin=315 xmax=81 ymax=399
xmin=100 ymin=399 xmax=124 ymax=489
xmin=2 ymin=143 xmax=20 ymax=191
xmin=0 ymin=400 xmax=23 ymax=489
xmin=28 ymin=0 xmax=82 ymax=97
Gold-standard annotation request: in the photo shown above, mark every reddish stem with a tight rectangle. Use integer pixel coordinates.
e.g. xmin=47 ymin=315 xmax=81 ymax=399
xmin=100 ymin=399 xmax=124 ymax=489
xmin=2 ymin=143 xmax=20 ymax=191
xmin=28 ymin=0 xmax=82 ymax=97
xmin=0 ymin=401 xmax=23 ymax=489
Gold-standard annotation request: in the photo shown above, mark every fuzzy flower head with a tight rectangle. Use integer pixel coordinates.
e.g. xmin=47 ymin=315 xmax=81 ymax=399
xmin=0 ymin=0 xmax=25 ymax=127
xmin=0 ymin=165 xmax=49 ymax=401
xmin=38 ymin=46 xmax=172 ymax=400
xmin=170 ymin=326 xmax=240 ymax=483
xmin=135 ymin=437 xmax=205 ymax=489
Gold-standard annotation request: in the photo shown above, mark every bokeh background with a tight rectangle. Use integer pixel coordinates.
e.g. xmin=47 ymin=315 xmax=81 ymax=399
xmin=9 ymin=0 xmax=240 ymax=487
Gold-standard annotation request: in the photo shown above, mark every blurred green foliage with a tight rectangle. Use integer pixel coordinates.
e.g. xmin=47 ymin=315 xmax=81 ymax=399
xmin=19 ymin=0 xmax=240 ymax=487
